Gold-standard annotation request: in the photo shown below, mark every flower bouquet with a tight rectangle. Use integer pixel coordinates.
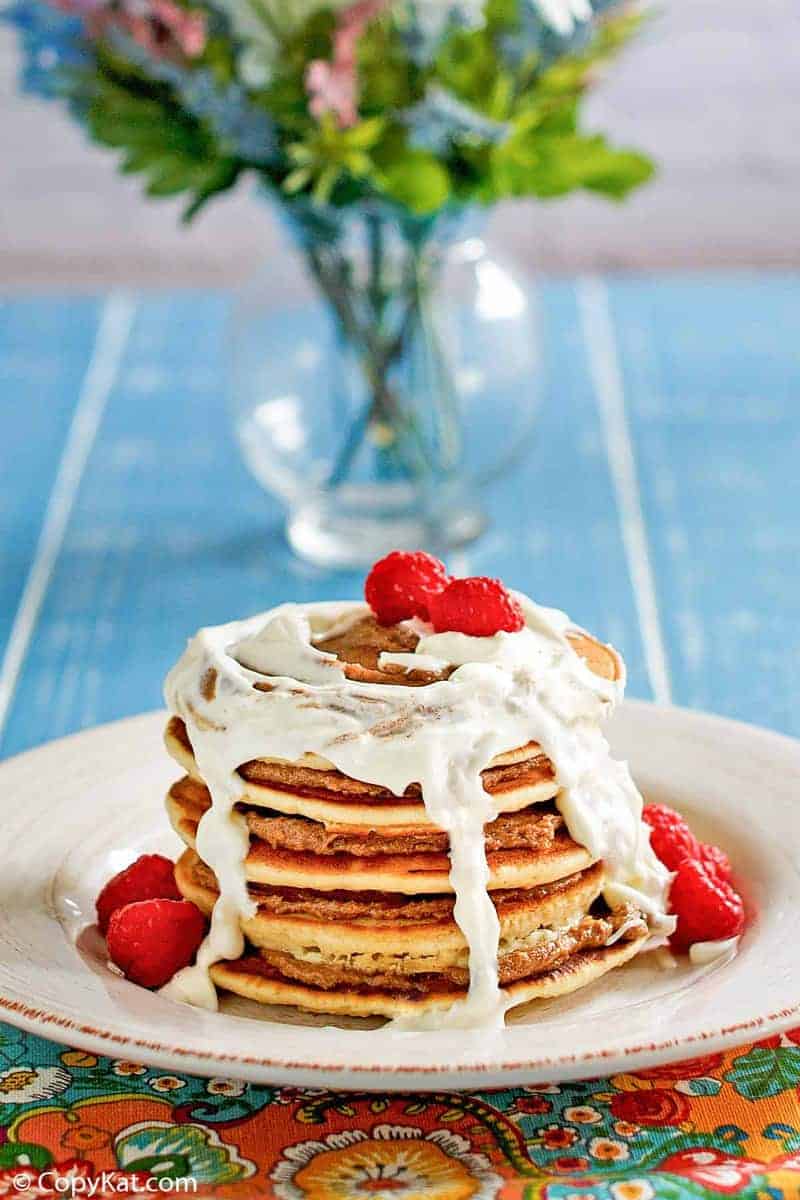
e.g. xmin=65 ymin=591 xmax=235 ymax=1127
xmin=9 ymin=0 xmax=653 ymax=562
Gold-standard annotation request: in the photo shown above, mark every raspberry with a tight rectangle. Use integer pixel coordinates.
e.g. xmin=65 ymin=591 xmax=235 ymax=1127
xmin=668 ymin=859 xmax=745 ymax=953
xmin=365 ymin=550 xmax=449 ymax=625
xmin=642 ymin=803 xmax=701 ymax=872
xmin=106 ymin=899 xmax=206 ymax=988
xmin=698 ymin=842 xmax=734 ymax=885
xmin=96 ymin=854 xmax=181 ymax=934
xmin=428 ymin=577 xmax=524 ymax=637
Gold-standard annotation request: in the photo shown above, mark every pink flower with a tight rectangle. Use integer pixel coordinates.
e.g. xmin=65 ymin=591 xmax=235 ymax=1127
xmin=75 ymin=0 xmax=206 ymax=61
xmin=151 ymin=0 xmax=206 ymax=56
xmin=306 ymin=0 xmax=386 ymax=127
xmin=121 ymin=0 xmax=206 ymax=59
xmin=306 ymin=57 xmax=358 ymax=128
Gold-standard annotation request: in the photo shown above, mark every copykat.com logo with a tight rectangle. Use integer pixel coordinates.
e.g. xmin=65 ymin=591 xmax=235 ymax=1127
xmin=7 ymin=1169 xmax=198 ymax=1196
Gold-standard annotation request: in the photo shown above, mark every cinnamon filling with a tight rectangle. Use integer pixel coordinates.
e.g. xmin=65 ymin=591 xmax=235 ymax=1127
xmin=226 ymin=904 xmax=645 ymax=997
xmin=167 ymin=715 xmax=555 ymax=801
xmin=170 ymin=775 xmax=565 ymax=857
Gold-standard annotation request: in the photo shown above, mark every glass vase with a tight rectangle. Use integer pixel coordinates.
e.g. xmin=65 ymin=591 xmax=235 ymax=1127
xmin=230 ymin=199 xmax=539 ymax=568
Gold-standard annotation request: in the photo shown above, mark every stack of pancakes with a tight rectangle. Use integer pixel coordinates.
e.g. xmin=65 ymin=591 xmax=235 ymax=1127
xmin=165 ymin=615 xmax=650 ymax=1019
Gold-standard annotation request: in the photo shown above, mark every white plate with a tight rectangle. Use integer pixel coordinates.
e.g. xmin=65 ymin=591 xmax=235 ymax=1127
xmin=1 ymin=702 xmax=799 ymax=1091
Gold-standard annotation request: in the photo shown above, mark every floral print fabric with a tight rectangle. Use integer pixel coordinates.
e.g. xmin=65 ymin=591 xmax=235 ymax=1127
xmin=1 ymin=1023 xmax=800 ymax=1197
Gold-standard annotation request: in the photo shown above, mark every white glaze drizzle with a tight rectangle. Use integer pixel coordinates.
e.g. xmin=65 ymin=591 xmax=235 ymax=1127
xmin=689 ymin=936 xmax=740 ymax=966
xmin=378 ymin=651 xmax=451 ymax=674
xmin=161 ymin=596 xmax=674 ymax=1026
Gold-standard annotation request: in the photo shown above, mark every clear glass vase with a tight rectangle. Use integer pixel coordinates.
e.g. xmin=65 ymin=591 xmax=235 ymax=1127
xmin=230 ymin=199 xmax=539 ymax=568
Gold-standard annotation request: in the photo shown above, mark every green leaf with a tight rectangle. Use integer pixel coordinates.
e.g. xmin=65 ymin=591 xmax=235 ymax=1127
xmin=283 ymin=166 xmax=313 ymax=193
xmin=312 ymin=164 xmax=340 ymax=203
xmin=0 ymin=1144 xmax=53 ymax=1170
xmin=81 ymin=56 xmax=242 ymax=220
xmin=534 ymin=101 xmax=579 ymax=136
xmin=146 ymin=158 xmax=199 ymax=196
xmin=182 ymin=160 xmax=241 ymax=220
xmin=582 ymin=146 xmax=655 ymax=198
xmin=345 ymin=116 xmax=385 ymax=149
xmin=490 ymin=130 xmax=653 ymax=200
xmin=726 ymin=1046 xmax=800 ymax=1099
xmin=358 ymin=16 xmax=421 ymax=113
xmin=381 ymin=150 xmax=450 ymax=214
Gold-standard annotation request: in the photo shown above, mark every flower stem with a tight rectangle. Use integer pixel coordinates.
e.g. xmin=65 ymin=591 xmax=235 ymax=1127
xmin=297 ymin=209 xmax=462 ymax=491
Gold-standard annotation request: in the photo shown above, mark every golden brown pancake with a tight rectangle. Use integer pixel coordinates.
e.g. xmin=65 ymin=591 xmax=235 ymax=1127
xmin=252 ymin=903 xmax=644 ymax=989
xmin=175 ymin=848 xmax=609 ymax=970
xmin=209 ymin=935 xmax=647 ymax=1019
xmin=166 ymin=785 xmax=595 ymax=893
xmin=169 ymin=775 xmax=567 ymax=855
xmin=164 ymin=717 xmax=559 ymax=828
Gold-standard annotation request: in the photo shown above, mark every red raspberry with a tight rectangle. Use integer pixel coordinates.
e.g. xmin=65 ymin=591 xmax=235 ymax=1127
xmin=428 ymin=577 xmax=524 ymax=636
xmin=365 ymin=550 xmax=449 ymax=625
xmin=96 ymin=854 xmax=181 ymax=934
xmin=107 ymin=898 xmax=206 ymax=988
xmin=642 ymin=803 xmax=701 ymax=872
xmin=668 ymin=859 xmax=745 ymax=953
xmin=698 ymin=842 xmax=734 ymax=885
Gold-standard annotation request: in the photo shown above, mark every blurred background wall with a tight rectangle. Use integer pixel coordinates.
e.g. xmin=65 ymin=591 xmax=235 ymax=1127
xmin=1 ymin=0 xmax=798 ymax=288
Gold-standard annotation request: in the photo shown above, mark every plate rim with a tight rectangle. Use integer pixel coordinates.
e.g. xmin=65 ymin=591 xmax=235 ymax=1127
xmin=2 ymin=702 xmax=799 ymax=1090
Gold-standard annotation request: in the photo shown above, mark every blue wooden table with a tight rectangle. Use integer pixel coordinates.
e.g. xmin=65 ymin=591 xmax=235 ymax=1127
xmin=2 ymin=275 xmax=798 ymax=757
xmin=1 ymin=274 xmax=800 ymax=1196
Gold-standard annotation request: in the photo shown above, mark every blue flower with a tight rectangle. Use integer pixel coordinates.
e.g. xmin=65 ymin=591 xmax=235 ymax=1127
xmin=2 ymin=0 xmax=90 ymax=99
xmin=403 ymin=84 xmax=508 ymax=153
xmin=108 ymin=31 xmax=278 ymax=164
xmin=500 ymin=0 xmax=619 ymax=69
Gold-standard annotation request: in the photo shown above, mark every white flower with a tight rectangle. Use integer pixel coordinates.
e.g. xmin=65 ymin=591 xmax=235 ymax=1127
xmin=112 ymin=1061 xmax=147 ymax=1077
xmin=564 ymin=1104 xmax=604 ymax=1125
xmin=207 ymin=1077 xmax=246 ymax=1097
xmin=589 ymin=1136 xmax=630 ymax=1163
xmin=149 ymin=1074 xmax=187 ymax=1092
xmin=532 ymin=0 xmax=592 ymax=36
xmin=0 ymin=1066 xmax=71 ymax=1104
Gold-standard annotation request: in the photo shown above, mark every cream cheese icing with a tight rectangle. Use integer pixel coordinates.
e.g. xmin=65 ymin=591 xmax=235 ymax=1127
xmin=161 ymin=595 xmax=674 ymax=1027
xmin=689 ymin=936 xmax=739 ymax=966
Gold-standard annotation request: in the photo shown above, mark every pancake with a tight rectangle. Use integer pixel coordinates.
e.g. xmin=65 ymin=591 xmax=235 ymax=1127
xmin=159 ymin=604 xmax=656 ymax=1023
xmin=163 ymin=617 xmax=618 ymax=829
xmin=169 ymin=775 xmax=568 ymax=855
xmin=208 ymin=933 xmax=648 ymax=1019
xmin=253 ymin=903 xmax=645 ymax=988
xmin=314 ymin=613 xmax=621 ymax=688
xmin=175 ymin=848 xmax=608 ymax=970
xmin=164 ymin=717 xmax=559 ymax=828
xmin=166 ymin=786 xmax=596 ymax=894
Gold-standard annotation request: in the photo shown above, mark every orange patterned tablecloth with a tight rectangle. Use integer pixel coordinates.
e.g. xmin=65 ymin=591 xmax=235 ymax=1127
xmin=2 ymin=1023 xmax=800 ymax=1198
